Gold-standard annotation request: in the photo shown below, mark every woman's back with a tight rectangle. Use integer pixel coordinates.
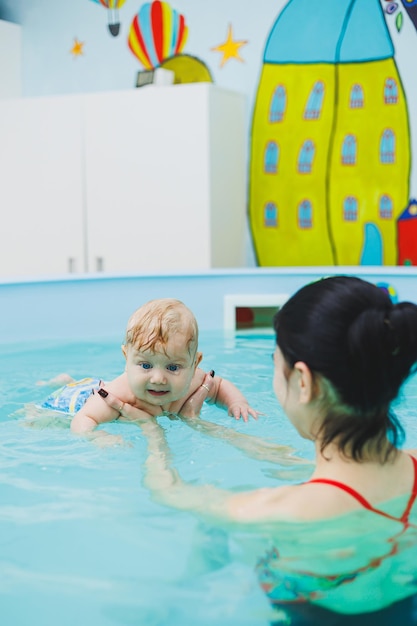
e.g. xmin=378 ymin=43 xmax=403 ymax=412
xmin=253 ymin=470 xmax=417 ymax=621
xmin=227 ymin=450 xmax=417 ymax=523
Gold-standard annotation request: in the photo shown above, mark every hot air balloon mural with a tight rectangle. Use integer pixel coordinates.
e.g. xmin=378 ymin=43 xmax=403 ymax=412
xmin=90 ymin=0 xmax=127 ymax=37
xmin=128 ymin=1 xmax=188 ymax=69
xmin=128 ymin=1 xmax=213 ymax=84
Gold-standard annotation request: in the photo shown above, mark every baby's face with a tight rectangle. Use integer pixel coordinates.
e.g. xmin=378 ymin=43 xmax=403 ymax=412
xmin=124 ymin=333 xmax=200 ymax=407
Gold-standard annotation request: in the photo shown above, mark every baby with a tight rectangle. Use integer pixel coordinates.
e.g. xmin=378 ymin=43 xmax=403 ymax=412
xmin=41 ymin=298 xmax=259 ymax=445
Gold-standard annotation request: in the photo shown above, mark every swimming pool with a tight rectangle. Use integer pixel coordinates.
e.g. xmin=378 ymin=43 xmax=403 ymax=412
xmin=2 ymin=332 xmax=417 ymax=625
xmin=2 ymin=270 xmax=417 ymax=625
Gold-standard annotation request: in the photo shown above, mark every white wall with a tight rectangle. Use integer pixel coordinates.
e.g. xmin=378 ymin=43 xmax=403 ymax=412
xmin=1 ymin=267 xmax=416 ymax=342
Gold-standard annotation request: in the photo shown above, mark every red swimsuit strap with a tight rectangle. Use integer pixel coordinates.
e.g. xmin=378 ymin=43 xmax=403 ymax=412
xmin=308 ymin=478 xmax=376 ymax=510
xmin=308 ymin=454 xmax=417 ymax=524
xmin=400 ymin=455 xmax=417 ymax=523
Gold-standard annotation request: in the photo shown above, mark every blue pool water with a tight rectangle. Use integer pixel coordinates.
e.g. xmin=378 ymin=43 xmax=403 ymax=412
xmin=1 ymin=332 xmax=417 ymax=625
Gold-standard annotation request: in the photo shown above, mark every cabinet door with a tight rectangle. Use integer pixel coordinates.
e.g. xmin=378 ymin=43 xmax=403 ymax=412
xmin=0 ymin=20 xmax=21 ymax=98
xmin=84 ymin=85 xmax=211 ymax=273
xmin=0 ymin=96 xmax=85 ymax=276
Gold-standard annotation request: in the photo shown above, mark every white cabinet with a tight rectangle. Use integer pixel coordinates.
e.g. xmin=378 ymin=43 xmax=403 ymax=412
xmin=0 ymin=84 xmax=247 ymax=277
xmin=0 ymin=20 xmax=21 ymax=99
xmin=0 ymin=96 xmax=85 ymax=276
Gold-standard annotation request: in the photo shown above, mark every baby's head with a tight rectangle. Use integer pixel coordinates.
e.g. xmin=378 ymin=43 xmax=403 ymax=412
xmin=124 ymin=298 xmax=199 ymax=357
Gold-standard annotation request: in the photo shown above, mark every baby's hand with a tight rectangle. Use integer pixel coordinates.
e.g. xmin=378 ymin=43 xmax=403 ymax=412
xmin=182 ymin=372 xmax=261 ymax=423
xmin=228 ymin=402 xmax=260 ymax=423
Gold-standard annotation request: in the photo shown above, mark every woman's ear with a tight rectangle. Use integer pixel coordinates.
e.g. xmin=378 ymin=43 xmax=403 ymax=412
xmin=293 ymin=361 xmax=314 ymax=404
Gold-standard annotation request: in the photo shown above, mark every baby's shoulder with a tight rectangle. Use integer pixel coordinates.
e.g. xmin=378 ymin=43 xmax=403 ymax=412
xmin=104 ymin=373 xmax=130 ymax=395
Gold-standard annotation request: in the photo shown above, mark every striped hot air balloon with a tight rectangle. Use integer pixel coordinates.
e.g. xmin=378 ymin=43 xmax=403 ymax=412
xmin=90 ymin=0 xmax=127 ymax=37
xmin=128 ymin=1 xmax=188 ymax=69
xmin=91 ymin=0 xmax=126 ymax=5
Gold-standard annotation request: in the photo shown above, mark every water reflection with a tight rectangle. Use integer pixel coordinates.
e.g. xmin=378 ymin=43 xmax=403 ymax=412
xmin=231 ymin=509 xmax=417 ymax=624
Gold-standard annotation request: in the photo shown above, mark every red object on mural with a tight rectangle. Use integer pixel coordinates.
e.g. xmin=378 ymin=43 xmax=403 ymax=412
xmin=397 ymin=200 xmax=417 ymax=265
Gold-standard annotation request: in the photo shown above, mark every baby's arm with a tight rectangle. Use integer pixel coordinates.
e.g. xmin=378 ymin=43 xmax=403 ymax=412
xmin=179 ymin=373 xmax=308 ymax=467
xmin=71 ymin=387 xmax=154 ymax=447
xmin=208 ymin=373 xmax=260 ymax=422
xmin=181 ymin=369 xmax=259 ymax=422
xmin=70 ymin=391 xmax=121 ymax=441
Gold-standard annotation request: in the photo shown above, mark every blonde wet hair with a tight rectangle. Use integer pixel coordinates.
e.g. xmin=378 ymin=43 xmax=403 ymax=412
xmin=124 ymin=298 xmax=199 ymax=355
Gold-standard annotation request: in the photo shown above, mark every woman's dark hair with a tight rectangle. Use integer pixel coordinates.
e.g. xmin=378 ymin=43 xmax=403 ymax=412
xmin=274 ymin=276 xmax=417 ymax=461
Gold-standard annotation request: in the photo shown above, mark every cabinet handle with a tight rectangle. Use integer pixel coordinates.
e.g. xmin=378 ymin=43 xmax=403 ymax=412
xmin=68 ymin=257 xmax=76 ymax=273
xmin=96 ymin=257 xmax=104 ymax=272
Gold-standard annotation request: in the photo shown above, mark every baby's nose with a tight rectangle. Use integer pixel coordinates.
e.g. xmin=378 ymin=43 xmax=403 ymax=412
xmin=150 ymin=368 xmax=167 ymax=384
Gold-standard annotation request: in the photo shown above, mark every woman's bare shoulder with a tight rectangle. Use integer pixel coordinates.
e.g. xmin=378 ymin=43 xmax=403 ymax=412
xmin=226 ymin=480 xmax=362 ymax=523
xmin=226 ymin=485 xmax=304 ymax=522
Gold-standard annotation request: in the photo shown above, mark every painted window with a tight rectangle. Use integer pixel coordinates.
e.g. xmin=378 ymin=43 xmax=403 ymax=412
xmin=380 ymin=129 xmax=395 ymax=163
xmin=304 ymin=81 xmax=325 ymax=120
xmin=343 ymin=196 xmax=358 ymax=221
xmin=298 ymin=140 xmax=315 ymax=173
xmin=341 ymin=135 xmax=357 ymax=165
xmin=349 ymin=84 xmax=364 ymax=109
xmin=298 ymin=200 xmax=313 ymax=229
xmin=379 ymin=194 xmax=393 ymax=219
xmin=264 ymin=202 xmax=278 ymax=227
xmin=264 ymin=141 xmax=279 ymax=173
xmin=384 ymin=78 xmax=398 ymax=104
xmin=269 ymin=86 xmax=286 ymax=123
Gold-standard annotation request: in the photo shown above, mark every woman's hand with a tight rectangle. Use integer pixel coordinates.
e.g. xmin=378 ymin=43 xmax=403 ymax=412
xmin=178 ymin=371 xmax=215 ymax=418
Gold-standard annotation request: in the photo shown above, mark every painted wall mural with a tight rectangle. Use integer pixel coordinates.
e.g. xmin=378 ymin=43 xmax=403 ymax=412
xmin=399 ymin=0 xmax=417 ymax=30
xmin=90 ymin=0 xmax=127 ymax=37
xmin=211 ymin=24 xmax=248 ymax=68
xmin=127 ymin=1 xmax=212 ymax=84
xmin=70 ymin=38 xmax=85 ymax=58
xmin=249 ymin=0 xmax=413 ymax=266
xmin=4 ymin=0 xmax=416 ymax=269
xmin=82 ymin=0 xmax=249 ymax=85
xmin=128 ymin=1 xmax=188 ymax=68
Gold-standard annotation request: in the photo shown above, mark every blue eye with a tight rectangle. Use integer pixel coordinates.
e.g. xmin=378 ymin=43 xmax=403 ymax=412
xmin=141 ymin=363 xmax=152 ymax=370
xmin=167 ymin=364 xmax=180 ymax=372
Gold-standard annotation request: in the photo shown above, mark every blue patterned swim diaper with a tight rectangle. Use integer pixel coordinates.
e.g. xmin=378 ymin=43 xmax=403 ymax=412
xmin=40 ymin=377 xmax=102 ymax=416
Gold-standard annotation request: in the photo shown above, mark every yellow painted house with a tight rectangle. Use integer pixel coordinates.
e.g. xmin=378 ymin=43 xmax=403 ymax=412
xmin=249 ymin=0 xmax=410 ymax=266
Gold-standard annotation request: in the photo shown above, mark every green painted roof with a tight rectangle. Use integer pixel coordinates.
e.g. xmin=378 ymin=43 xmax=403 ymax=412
xmin=264 ymin=0 xmax=394 ymax=64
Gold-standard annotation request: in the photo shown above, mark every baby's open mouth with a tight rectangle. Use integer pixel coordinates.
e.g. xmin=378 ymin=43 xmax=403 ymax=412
xmin=148 ymin=390 xmax=169 ymax=396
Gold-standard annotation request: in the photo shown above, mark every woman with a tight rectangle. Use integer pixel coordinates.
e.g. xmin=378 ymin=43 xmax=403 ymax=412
xmin=139 ymin=276 xmax=417 ymax=622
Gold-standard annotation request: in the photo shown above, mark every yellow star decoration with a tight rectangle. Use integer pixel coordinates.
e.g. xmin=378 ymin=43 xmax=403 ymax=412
xmin=211 ymin=24 xmax=248 ymax=68
xmin=70 ymin=38 xmax=85 ymax=58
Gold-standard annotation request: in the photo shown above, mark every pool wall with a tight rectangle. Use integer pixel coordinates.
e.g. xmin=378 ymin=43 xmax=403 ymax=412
xmin=1 ymin=267 xmax=416 ymax=344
